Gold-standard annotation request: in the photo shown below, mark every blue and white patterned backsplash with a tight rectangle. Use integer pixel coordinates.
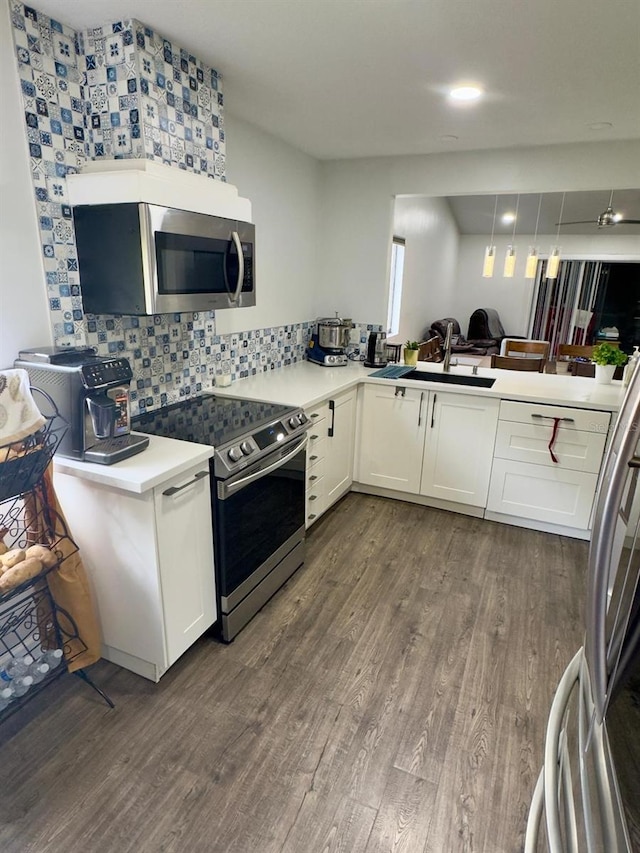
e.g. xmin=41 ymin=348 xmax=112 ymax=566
xmin=10 ymin=3 xmax=378 ymax=416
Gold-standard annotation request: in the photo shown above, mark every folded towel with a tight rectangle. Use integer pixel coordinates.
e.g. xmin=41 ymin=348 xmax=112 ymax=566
xmin=0 ymin=369 xmax=46 ymax=448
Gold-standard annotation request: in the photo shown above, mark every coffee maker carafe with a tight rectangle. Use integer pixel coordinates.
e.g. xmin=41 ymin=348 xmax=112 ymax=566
xmin=364 ymin=331 xmax=389 ymax=368
xmin=14 ymin=347 xmax=149 ymax=464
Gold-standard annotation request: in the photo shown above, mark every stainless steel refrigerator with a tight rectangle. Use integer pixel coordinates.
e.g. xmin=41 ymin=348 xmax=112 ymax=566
xmin=526 ymin=365 xmax=640 ymax=852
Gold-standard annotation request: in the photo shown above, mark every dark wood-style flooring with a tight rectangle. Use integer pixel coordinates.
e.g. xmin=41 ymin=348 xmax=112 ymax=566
xmin=0 ymin=494 xmax=587 ymax=852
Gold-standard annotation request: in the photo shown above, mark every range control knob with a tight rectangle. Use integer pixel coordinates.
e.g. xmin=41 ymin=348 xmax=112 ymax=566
xmin=298 ymin=412 xmax=307 ymax=424
xmin=228 ymin=446 xmax=243 ymax=463
xmin=288 ymin=415 xmax=301 ymax=428
xmin=240 ymin=441 xmax=253 ymax=456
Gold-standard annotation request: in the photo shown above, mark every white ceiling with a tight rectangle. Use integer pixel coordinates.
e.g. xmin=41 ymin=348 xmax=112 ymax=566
xmin=26 ymin=0 xmax=640 ymax=161
xmin=446 ymin=189 xmax=640 ymax=235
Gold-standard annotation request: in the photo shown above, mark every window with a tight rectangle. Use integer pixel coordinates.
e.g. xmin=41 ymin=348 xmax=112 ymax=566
xmin=387 ymin=237 xmax=405 ymax=337
xmin=530 ymin=260 xmax=640 ymax=354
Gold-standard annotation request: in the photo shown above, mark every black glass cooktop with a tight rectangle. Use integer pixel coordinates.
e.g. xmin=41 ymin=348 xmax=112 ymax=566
xmin=132 ymin=393 xmax=296 ymax=448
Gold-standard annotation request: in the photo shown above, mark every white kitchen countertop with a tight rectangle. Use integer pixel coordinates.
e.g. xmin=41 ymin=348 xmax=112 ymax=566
xmin=53 ymin=434 xmax=214 ymax=494
xmin=52 ymin=361 xmax=626 ymax=492
xmin=215 ymin=359 xmax=628 ymax=413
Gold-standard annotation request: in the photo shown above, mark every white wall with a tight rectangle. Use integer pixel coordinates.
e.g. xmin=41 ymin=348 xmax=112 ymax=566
xmin=218 ymin=112 xmax=321 ymax=334
xmin=318 ymin=141 xmax=640 ymax=330
xmin=0 ymin=0 xmax=52 ymax=368
xmin=455 ymin=232 xmax=640 ymax=336
xmin=392 ymin=196 xmax=459 ymax=342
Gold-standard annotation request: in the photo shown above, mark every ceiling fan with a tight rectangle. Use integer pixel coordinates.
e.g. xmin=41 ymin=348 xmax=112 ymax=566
xmin=556 ymin=191 xmax=640 ymax=228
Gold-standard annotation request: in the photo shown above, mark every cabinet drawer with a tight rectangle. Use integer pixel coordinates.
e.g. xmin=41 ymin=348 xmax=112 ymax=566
xmin=306 ymin=464 xmax=325 ymax=490
xmin=307 ymin=401 xmax=330 ymax=424
xmin=487 ymin=458 xmax=598 ymax=529
xmin=306 ymin=477 xmax=327 ymax=526
xmin=499 ymin=400 xmax=611 ymax=434
xmin=494 ymin=420 xmax=607 ymax=473
xmin=307 ymin=435 xmax=327 ymax=467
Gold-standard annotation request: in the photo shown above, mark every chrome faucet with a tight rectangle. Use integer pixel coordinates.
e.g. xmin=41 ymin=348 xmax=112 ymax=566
xmin=443 ymin=321 xmax=454 ymax=372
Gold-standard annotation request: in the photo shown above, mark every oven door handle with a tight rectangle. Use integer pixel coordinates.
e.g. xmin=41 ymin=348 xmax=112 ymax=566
xmin=218 ymin=434 xmax=308 ymax=498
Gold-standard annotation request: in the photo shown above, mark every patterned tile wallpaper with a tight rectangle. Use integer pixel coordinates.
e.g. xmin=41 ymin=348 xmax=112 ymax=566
xmin=9 ymin=3 xmax=378 ymax=416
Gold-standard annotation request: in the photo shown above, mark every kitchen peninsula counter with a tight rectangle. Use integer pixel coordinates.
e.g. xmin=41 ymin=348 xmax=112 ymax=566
xmin=216 ymin=359 xmax=627 ymax=414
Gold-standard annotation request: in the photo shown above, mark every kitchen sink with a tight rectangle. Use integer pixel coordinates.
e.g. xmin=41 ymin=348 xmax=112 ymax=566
xmin=402 ymin=370 xmax=496 ymax=388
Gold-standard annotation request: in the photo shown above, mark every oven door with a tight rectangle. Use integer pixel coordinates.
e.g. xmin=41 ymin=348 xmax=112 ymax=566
xmin=143 ymin=204 xmax=255 ymax=313
xmin=213 ymin=434 xmax=307 ymax=633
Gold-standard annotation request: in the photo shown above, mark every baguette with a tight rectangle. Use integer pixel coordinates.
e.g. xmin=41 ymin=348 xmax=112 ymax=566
xmin=25 ymin=544 xmax=58 ymax=568
xmin=0 ymin=557 xmax=43 ymax=593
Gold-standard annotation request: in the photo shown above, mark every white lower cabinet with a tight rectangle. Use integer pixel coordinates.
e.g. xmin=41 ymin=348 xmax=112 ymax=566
xmin=356 ymin=383 xmax=427 ymax=493
xmin=487 ymin=459 xmax=599 ymax=529
xmin=486 ymin=400 xmax=611 ymax=532
xmin=305 ymin=402 xmax=329 ymax=526
xmin=324 ymin=389 xmax=357 ymax=505
xmin=420 ymin=392 xmax=499 ymax=507
xmin=305 ymin=389 xmax=357 ymax=526
xmin=356 ymin=384 xmax=498 ymax=507
xmin=54 ymin=462 xmax=217 ymax=681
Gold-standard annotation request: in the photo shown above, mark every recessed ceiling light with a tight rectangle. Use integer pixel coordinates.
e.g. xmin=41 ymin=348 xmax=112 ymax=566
xmin=588 ymin=121 xmax=613 ymax=130
xmin=501 ymin=212 xmax=516 ymax=224
xmin=439 ymin=134 xmax=459 ymax=142
xmin=449 ymin=85 xmax=484 ymax=102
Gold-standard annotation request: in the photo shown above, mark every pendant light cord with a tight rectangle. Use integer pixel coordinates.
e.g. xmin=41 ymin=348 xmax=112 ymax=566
xmin=533 ymin=194 xmax=542 ymax=243
xmin=510 ymin=195 xmax=520 ymax=244
xmin=555 ymin=193 xmax=565 ymax=243
xmin=489 ymin=195 xmax=498 ymax=245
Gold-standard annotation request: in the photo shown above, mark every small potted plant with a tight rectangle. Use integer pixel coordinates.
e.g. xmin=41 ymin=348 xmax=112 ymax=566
xmin=591 ymin=342 xmax=627 ymax=384
xmin=403 ymin=340 xmax=420 ymax=366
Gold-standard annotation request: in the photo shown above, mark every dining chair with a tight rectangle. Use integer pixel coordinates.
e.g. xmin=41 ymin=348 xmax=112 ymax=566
xmin=502 ymin=339 xmax=551 ymax=360
xmin=417 ymin=337 xmax=442 ymax=362
xmin=557 ymin=344 xmax=594 ymax=360
xmin=491 ymin=355 xmax=546 ymax=372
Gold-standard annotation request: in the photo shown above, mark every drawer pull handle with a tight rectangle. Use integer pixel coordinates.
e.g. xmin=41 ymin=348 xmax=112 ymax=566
xmin=309 ymin=494 xmax=318 ymax=501
xmin=310 ymin=434 xmax=319 ymax=440
xmin=531 ymin=413 xmax=574 ymax=423
xmin=309 ymin=454 xmax=318 ymax=461
xmin=309 ymin=474 xmax=318 ymax=481
xmin=310 ymin=413 xmax=320 ymax=419
xmin=162 ymin=469 xmax=209 ymax=496
xmin=308 ymin=514 xmax=317 ymax=520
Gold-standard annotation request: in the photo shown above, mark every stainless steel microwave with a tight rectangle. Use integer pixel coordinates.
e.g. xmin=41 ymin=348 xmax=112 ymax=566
xmin=73 ymin=202 xmax=255 ymax=315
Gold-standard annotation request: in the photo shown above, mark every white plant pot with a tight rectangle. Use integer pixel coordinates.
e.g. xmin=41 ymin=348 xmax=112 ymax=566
xmin=594 ymin=363 xmax=616 ymax=384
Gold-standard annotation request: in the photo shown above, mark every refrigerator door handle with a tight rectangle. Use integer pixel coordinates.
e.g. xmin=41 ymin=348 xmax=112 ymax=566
xmin=524 ymin=769 xmax=545 ymax=853
xmin=544 ymin=649 xmax=582 ymax=851
xmin=586 ymin=368 xmax=640 ymax=723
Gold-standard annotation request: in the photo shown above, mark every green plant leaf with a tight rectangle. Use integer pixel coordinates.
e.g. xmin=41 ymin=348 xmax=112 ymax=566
xmin=591 ymin=342 xmax=628 ymax=366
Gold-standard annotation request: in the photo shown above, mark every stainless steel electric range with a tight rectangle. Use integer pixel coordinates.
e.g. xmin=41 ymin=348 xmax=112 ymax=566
xmin=133 ymin=394 xmax=310 ymax=642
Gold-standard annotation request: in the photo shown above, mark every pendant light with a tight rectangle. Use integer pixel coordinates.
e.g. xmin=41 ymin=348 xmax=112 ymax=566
xmin=503 ymin=195 xmax=519 ymax=277
xmin=525 ymin=194 xmax=543 ymax=279
xmin=547 ymin=193 xmax=565 ymax=280
xmin=482 ymin=196 xmax=498 ymax=278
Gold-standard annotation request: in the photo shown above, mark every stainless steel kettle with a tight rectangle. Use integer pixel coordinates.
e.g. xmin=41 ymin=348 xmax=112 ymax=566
xmin=364 ymin=331 xmax=388 ymax=367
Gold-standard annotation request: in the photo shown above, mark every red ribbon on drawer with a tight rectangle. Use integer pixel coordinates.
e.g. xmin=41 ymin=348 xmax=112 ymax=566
xmin=548 ymin=417 xmax=561 ymax=463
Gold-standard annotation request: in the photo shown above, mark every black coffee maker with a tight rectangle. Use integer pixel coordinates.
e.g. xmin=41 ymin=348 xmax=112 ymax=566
xmin=364 ymin=331 xmax=388 ymax=368
xmin=15 ymin=347 xmax=148 ymax=464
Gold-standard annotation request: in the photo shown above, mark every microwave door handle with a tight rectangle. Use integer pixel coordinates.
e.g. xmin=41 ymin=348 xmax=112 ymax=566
xmin=229 ymin=230 xmax=244 ymax=304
